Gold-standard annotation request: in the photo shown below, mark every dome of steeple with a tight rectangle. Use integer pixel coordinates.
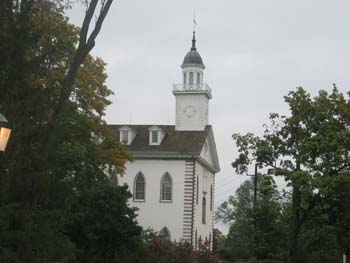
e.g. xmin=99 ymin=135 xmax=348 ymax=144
xmin=181 ymin=31 xmax=205 ymax=69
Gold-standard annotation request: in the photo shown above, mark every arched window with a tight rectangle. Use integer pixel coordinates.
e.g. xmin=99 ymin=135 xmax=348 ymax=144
xmin=134 ymin=172 xmax=145 ymax=201
xmin=210 ymin=185 xmax=213 ymax=211
xmin=159 ymin=227 xmax=171 ymax=241
xmin=195 ymin=229 xmax=198 ymax=249
xmin=202 ymin=197 xmax=206 ymax=224
xmin=110 ymin=174 xmax=118 ymax=186
xmin=160 ymin=172 xmax=172 ymax=202
xmin=183 ymin=72 xmax=187 ymax=84
xmin=196 ymin=176 xmax=199 ymax=205
xmin=196 ymin=72 xmax=200 ymax=85
xmin=189 ymin=72 xmax=194 ymax=85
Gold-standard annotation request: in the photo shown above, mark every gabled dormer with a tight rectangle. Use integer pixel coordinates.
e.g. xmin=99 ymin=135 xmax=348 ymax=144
xmin=148 ymin=126 xmax=165 ymax=145
xmin=119 ymin=126 xmax=136 ymax=145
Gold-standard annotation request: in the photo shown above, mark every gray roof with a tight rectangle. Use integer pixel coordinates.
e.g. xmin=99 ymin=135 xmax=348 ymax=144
xmin=108 ymin=125 xmax=211 ymax=158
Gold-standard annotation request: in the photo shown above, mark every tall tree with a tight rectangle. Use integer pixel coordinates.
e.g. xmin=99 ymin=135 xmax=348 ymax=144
xmin=231 ymin=87 xmax=350 ymax=262
xmin=0 ymin=1 xmax=135 ymax=262
xmin=216 ymin=176 xmax=285 ymax=262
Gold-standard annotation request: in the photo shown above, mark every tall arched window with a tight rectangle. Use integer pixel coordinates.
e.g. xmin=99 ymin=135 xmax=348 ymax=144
xmin=160 ymin=172 xmax=172 ymax=202
xmin=159 ymin=227 xmax=171 ymax=241
xmin=189 ymin=72 xmax=194 ymax=85
xmin=110 ymin=174 xmax=118 ymax=186
xmin=196 ymin=72 xmax=200 ymax=85
xmin=202 ymin=197 xmax=206 ymax=224
xmin=210 ymin=185 xmax=213 ymax=211
xmin=195 ymin=229 xmax=198 ymax=249
xmin=183 ymin=72 xmax=187 ymax=84
xmin=134 ymin=172 xmax=145 ymax=201
xmin=196 ymin=176 xmax=199 ymax=205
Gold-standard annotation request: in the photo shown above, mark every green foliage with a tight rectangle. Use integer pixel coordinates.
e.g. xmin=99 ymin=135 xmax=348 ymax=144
xmin=0 ymin=1 xmax=137 ymax=262
xmin=213 ymin=228 xmax=225 ymax=254
xmin=230 ymin=86 xmax=350 ymax=262
xmin=217 ymin=177 xmax=286 ymax=262
xmin=66 ymin=184 xmax=142 ymax=263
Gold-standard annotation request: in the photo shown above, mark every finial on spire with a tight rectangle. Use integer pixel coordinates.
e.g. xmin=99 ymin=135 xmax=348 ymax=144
xmin=191 ymin=31 xmax=196 ymax=51
xmin=191 ymin=10 xmax=197 ymax=51
xmin=193 ymin=9 xmax=197 ymax=31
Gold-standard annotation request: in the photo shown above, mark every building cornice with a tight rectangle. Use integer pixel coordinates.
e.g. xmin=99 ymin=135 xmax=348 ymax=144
xmin=130 ymin=151 xmax=219 ymax=174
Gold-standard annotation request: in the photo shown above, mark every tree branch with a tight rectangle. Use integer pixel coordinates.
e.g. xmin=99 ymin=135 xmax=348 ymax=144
xmin=49 ymin=0 xmax=114 ymax=130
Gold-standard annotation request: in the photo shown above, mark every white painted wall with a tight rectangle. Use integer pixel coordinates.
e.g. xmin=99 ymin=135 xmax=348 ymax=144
xmin=194 ymin=162 xmax=214 ymax=246
xmin=200 ymin=138 xmax=214 ymax=167
xmin=118 ymin=159 xmax=186 ymax=241
xmin=175 ymin=93 xmax=209 ymax=131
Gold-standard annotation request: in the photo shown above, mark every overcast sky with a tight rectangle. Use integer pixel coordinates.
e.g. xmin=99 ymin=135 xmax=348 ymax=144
xmin=68 ymin=0 xmax=350 ymax=233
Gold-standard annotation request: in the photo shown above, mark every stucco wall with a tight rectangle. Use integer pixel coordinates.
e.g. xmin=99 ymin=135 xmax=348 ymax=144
xmin=118 ymin=159 xmax=186 ymax=241
xmin=175 ymin=93 xmax=209 ymax=131
xmin=193 ymin=162 xmax=214 ymax=247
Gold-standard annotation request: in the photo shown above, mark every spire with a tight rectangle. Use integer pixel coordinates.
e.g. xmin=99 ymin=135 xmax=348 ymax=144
xmin=191 ymin=31 xmax=196 ymax=51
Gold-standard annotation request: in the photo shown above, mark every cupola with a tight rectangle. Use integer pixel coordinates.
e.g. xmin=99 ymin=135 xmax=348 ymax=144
xmin=182 ymin=31 xmax=205 ymax=69
xmin=173 ymin=31 xmax=212 ymax=131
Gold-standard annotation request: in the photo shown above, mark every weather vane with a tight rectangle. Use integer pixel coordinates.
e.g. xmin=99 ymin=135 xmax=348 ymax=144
xmin=193 ymin=9 xmax=197 ymax=31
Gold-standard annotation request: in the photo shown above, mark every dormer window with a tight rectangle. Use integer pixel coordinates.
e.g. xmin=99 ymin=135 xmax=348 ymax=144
xmin=148 ymin=126 xmax=165 ymax=145
xmin=121 ymin=130 xmax=129 ymax=143
xmin=151 ymin=130 xmax=159 ymax=143
xmin=119 ymin=126 xmax=136 ymax=145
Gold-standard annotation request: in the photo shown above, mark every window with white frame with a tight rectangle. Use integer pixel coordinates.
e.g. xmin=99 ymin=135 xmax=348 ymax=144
xmin=196 ymin=176 xmax=199 ymax=205
xmin=121 ymin=130 xmax=129 ymax=144
xmin=202 ymin=197 xmax=206 ymax=224
xmin=197 ymin=72 xmax=200 ymax=85
xmin=195 ymin=229 xmax=198 ymax=249
xmin=151 ymin=130 xmax=159 ymax=143
xmin=148 ymin=126 xmax=164 ymax=145
xmin=210 ymin=185 xmax=213 ymax=211
xmin=134 ymin=172 xmax=145 ymax=201
xmin=119 ymin=126 xmax=136 ymax=145
xmin=160 ymin=172 xmax=172 ymax=202
xmin=203 ymin=175 xmax=208 ymax=193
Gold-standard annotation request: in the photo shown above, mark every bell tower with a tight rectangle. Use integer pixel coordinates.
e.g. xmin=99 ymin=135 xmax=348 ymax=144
xmin=173 ymin=31 xmax=212 ymax=131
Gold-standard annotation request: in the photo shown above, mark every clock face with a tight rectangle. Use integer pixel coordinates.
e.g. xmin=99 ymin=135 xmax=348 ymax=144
xmin=183 ymin=105 xmax=197 ymax=118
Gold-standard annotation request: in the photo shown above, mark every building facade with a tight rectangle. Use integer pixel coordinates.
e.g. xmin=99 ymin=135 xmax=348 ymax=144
xmin=109 ymin=32 xmax=220 ymax=246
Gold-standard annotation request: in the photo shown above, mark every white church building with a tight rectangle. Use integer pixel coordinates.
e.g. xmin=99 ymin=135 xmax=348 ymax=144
xmin=109 ymin=32 xmax=220 ymax=247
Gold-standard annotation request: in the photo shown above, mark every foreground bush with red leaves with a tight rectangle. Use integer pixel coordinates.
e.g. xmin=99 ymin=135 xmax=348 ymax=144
xmin=144 ymin=238 xmax=220 ymax=263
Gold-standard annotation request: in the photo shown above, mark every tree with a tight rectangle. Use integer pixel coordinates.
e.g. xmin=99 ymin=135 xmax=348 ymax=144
xmin=216 ymin=176 xmax=285 ymax=262
xmin=231 ymin=87 xmax=350 ymax=262
xmin=66 ymin=184 xmax=142 ymax=263
xmin=212 ymin=228 xmax=225 ymax=256
xmin=0 ymin=1 xmax=137 ymax=262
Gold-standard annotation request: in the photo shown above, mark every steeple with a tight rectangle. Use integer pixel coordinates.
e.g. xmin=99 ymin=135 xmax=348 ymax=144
xmin=173 ymin=31 xmax=212 ymax=131
xmin=182 ymin=31 xmax=205 ymax=69
xmin=191 ymin=31 xmax=197 ymax=51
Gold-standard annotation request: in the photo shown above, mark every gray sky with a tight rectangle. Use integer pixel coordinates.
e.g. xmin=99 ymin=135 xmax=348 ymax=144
xmin=68 ymin=0 xmax=350 ymax=233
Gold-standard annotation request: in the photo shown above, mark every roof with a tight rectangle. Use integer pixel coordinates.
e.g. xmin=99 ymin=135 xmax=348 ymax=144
xmin=181 ymin=31 xmax=205 ymax=69
xmin=108 ymin=125 xmax=211 ymax=158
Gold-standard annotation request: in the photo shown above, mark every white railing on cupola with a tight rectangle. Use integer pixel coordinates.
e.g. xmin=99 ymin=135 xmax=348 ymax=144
xmin=173 ymin=83 xmax=212 ymax=94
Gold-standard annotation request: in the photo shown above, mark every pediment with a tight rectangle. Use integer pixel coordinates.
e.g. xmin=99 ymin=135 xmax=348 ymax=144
xmin=199 ymin=128 xmax=220 ymax=173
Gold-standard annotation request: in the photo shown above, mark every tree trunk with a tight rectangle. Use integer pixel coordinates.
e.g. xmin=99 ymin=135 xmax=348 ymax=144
xmin=287 ymin=161 xmax=302 ymax=263
xmin=287 ymin=185 xmax=302 ymax=263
